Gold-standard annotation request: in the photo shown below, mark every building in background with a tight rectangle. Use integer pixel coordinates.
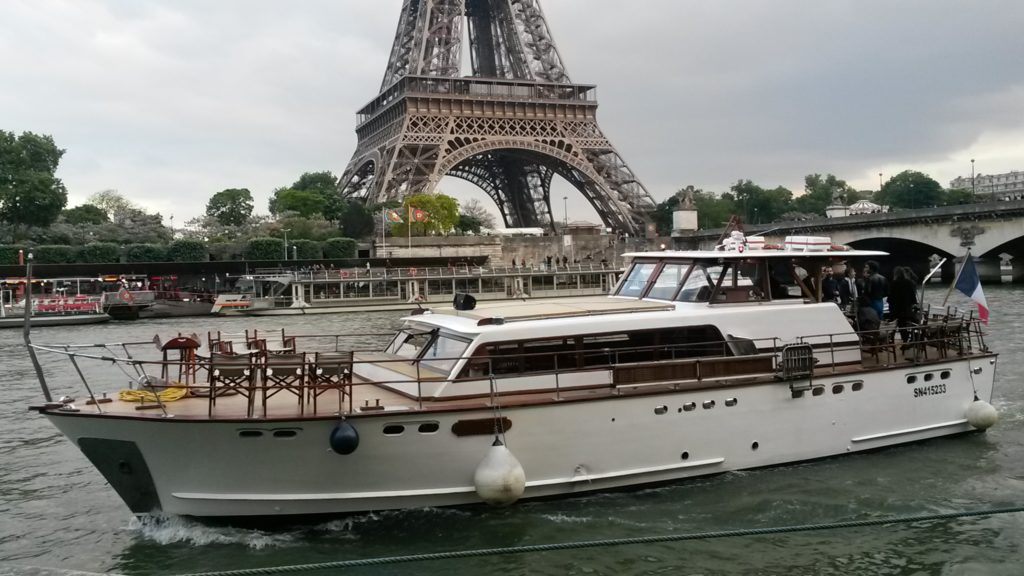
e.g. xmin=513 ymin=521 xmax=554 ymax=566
xmin=951 ymin=170 xmax=1024 ymax=200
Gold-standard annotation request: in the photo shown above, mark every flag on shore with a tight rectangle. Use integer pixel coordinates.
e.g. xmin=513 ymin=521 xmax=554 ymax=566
xmin=385 ymin=209 xmax=404 ymax=224
xmin=412 ymin=208 xmax=430 ymax=222
xmin=954 ymin=256 xmax=989 ymax=324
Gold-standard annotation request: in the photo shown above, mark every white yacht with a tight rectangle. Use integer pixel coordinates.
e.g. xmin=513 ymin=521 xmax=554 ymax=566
xmin=30 ymin=235 xmax=999 ymax=519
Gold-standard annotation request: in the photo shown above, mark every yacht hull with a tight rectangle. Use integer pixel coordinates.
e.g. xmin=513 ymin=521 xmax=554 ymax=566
xmin=44 ymin=355 xmax=997 ymax=518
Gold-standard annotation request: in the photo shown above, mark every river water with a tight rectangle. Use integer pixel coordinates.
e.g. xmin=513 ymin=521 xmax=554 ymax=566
xmin=1 ymin=289 xmax=1023 ymax=576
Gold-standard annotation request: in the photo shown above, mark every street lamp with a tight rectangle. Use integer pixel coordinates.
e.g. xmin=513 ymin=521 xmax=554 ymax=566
xmin=878 ymin=172 xmax=883 ymax=192
xmin=971 ymin=158 xmax=976 ymax=199
xmin=562 ymin=196 xmax=568 ymax=229
xmin=282 ymin=229 xmax=291 ymax=260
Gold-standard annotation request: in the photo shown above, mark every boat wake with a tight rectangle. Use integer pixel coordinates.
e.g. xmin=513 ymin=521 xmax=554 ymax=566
xmin=126 ymin=515 xmax=297 ymax=549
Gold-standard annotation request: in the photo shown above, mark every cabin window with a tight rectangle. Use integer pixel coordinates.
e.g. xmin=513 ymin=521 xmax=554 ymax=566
xmin=677 ymin=265 xmax=725 ymax=302
xmin=384 ymin=328 xmax=434 ymax=358
xmin=617 ymin=262 xmax=657 ymax=298
xmin=420 ymin=333 xmax=472 ymax=372
xmin=647 ymin=263 xmax=689 ymax=300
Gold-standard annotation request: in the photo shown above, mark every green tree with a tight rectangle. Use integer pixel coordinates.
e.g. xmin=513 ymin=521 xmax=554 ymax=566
xmin=323 ymin=237 xmax=357 ymax=259
xmin=730 ymin=180 xmax=793 ymax=224
xmin=459 ymin=198 xmax=497 ymax=230
xmin=89 ymin=190 xmax=137 ymax=225
xmin=167 ymin=239 xmax=208 ymax=262
xmin=245 ymin=237 xmax=286 ymax=261
xmin=291 ymin=172 xmax=343 ymax=221
xmin=62 ymin=204 xmax=109 ymax=225
xmin=77 ymin=242 xmax=120 ymax=263
xmin=0 ymin=245 xmax=25 ymax=265
xmin=0 ymin=131 xmax=68 ymax=234
xmin=943 ymin=188 xmax=973 ymax=206
xmin=391 ymin=193 xmax=460 ymax=237
xmin=456 ymin=214 xmax=484 ymax=234
xmin=339 ymin=200 xmax=375 ymax=238
xmin=792 ymin=174 xmax=855 ymax=216
xmin=291 ymin=239 xmax=322 ymax=260
xmin=33 ymin=245 xmax=76 ymax=264
xmin=206 ymin=188 xmax=254 ymax=226
xmin=269 ymin=188 xmax=327 ymax=218
xmin=126 ymin=243 xmax=168 ymax=263
xmin=876 ymin=170 xmax=945 ymax=210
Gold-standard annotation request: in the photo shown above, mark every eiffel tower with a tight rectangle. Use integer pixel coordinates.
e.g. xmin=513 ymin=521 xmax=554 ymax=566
xmin=338 ymin=0 xmax=656 ymax=235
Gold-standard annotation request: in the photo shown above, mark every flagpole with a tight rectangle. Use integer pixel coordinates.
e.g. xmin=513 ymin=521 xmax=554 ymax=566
xmin=408 ymin=204 xmax=412 ymax=251
xmin=381 ymin=209 xmax=386 ymax=257
xmin=942 ymin=249 xmax=970 ymax=307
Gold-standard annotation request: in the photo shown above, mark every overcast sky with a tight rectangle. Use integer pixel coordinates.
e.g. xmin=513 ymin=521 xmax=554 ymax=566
xmin=3 ymin=0 xmax=1023 ymax=225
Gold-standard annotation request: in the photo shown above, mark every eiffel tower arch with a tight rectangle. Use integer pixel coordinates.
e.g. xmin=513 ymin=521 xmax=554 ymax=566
xmin=338 ymin=0 xmax=656 ymax=235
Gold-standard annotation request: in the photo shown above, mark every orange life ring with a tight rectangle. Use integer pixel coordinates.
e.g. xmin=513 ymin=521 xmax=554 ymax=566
xmin=341 ymin=270 xmax=350 ymax=279
xmin=409 ymin=268 xmax=418 ymax=276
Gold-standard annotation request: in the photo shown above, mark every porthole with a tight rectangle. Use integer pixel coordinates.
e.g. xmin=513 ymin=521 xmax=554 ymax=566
xmin=940 ymin=371 xmax=951 ymax=380
xmin=238 ymin=430 xmax=263 ymax=438
xmin=683 ymin=402 xmax=696 ymax=412
xmin=751 ymin=441 xmax=760 ymax=451
xmin=383 ymin=424 xmax=405 ymax=436
xmin=812 ymin=387 xmax=825 ymax=397
xmin=725 ymin=398 xmax=738 ymax=407
xmin=832 ymin=385 xmax=844 ymax=395
xmin=654 ymin=405 xmax=668 ymax=415
xmin=907 ymin=375 xmax=918 ymax=384
xmin=680 ymin=451 xmax=690 ymax=460
xmin=417 ymin=422 xmax=440 ymax=434
xmin=924 ymin=373 xmax=934 ymax=382
xmin=272 ymin=429 xmax=297 ymax=439
xmin=702 ymin=400 xmax=716 ymax=410
xmin=852 ymin=382 xmax=864 ymax=392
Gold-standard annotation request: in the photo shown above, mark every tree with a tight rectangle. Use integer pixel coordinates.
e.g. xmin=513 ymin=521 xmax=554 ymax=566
xmin=269 ymin=188 xmax=327 ymax=218
xmin=206 ymin=188 xmax=254 ymax=226
xmin=792 ymin=174 xmax=855 ymax=216
xmin=291 ymin=239 xmax=323 ymax=260
xmin=76 ymin=242 xmax=120 ymax=263
xmin=34 ymin=245 xmax=76 ymax=264
xmin=456 ymin=214 xmax=484 ymax=234
xmin=876 ymin=170 xmax=945 ymax=210
xmin=89 ymin=190 xmax=137 ymax=225
xmin=459 ymin=198 xmax=497 ymax=230
xmin=167 ymin=239 xmax=208 ymax=262
xmin=339 ymin=200 xmax=375 ymax=238
xmin=730 ymin=180 xmax=792 ymax=224
xmin=391 ymin=193 xmax=460 ymax=236
xmin=0 ymin=131 xmax=68 ymax=234
xmin=323 ymin=237 xmax=358 ymax=259
xmin=245 ymin=237 xmax=286 ymax=261
xmin=62 ymin=204 xmax=109 ymax=225
xmin=126 ymin=243 xmax=168 ymax=263
xmin=943 ymin=188 xmax=973 ymax=206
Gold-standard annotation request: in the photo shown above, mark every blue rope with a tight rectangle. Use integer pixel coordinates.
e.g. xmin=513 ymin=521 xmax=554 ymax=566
xmin=175 ymin=505 xmax=1024 ymax=576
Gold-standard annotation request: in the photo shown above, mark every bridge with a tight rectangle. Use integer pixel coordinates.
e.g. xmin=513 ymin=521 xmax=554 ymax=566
xmin=672 ymin=200 xmax=1024 ymax=282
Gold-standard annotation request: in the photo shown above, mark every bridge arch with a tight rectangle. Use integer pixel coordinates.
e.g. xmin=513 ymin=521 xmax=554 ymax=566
xmin=436 ymin=138 xmax=634 ymax=231
xmin=846 ymin=237 xmax=955 ymax=280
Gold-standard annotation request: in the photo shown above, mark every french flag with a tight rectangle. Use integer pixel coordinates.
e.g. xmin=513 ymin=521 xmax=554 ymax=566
xmin=955 ymin=257 xmax=989 ymax=324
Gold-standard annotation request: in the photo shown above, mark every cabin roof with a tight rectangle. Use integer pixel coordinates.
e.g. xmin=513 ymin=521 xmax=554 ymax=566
xmin=622 ymin=249 xmax=888 ymax=260
xmin=406 ymin=297 xmax=674 ymax=331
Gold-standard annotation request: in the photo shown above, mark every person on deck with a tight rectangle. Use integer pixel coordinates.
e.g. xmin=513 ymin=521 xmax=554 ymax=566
xmin=863 ymin=260 xmax=888 ymax=318
xmin=838 ymin=266 xmax=859 ymax=311
xmin=888 ymin=266 xmax=919 ymax=344
xmin=821 ymin=267 xmax=838 ymax=304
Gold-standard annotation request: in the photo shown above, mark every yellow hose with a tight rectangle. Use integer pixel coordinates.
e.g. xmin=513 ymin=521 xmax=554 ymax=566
xmin=118 ymin=386 xmax=190 ymax=403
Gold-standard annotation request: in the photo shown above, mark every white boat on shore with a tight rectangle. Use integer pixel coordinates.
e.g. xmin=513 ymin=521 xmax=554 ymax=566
xmin=30 ymin=235 xmax=999 ymax=519
xmin=0 ymin=296 xmax=111 ymax=329
xmin=210 ymin=263 xmax=623 ymax=316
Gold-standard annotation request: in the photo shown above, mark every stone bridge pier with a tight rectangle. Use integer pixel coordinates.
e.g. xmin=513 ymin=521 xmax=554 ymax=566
xmin=673 ymin=200 xmax=1024 ymax=283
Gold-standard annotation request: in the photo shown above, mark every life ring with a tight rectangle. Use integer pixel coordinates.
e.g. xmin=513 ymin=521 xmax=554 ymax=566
xmin=118 ymin=287 xmax=135 ymax=304
xmin=409 ymin=268 xmax=418 ymax=276
xmin=341 ymin=270 xmax=350 ymax=279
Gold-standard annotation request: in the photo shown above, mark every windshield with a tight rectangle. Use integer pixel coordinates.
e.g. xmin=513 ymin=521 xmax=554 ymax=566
xmin=384 ymin=328 xmax=434 ymax=358
xmin=617 ymin=262 xmax=657 ymax=297
xmin=647 ymin=263 xmax=689 ymax=300
xmin=420 ymin=334 xmax=471 ymax=372
xmin=677 ymin=265 xmax=724 ymax=302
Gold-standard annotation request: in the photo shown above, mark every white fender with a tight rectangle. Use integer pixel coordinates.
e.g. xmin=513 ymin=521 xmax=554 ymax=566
xmin=473 ymin=440 xmax=526 ymax=506
xmin=966 ymin=400 xmax=998 ymax=430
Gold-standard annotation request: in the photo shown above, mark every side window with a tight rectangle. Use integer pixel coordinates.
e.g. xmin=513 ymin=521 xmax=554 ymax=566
xmin=648 ymin=263 xmax=689 ymax=300
xmin=616 ymin=263 xmax=657 ymax=298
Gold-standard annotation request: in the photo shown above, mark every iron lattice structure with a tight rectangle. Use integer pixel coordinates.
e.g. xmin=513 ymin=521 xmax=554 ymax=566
xmin=338 ymin=0 xmax=656 ymax=235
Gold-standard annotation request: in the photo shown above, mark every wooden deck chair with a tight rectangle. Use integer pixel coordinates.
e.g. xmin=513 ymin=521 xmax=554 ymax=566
xmin=309 ymin=351 xmax=353 ymax=414
xmin=208 ymin=353 xmax=255 ymax=417
xmin=260 ymin=353 xmax=307 ymax=417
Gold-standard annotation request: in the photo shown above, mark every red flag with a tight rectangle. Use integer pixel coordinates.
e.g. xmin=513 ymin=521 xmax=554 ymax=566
xmin=412 ymin=208 xmax=430 ymax=223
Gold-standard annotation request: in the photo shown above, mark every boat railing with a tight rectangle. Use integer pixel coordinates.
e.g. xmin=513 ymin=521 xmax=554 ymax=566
xmin=28 ymin=312 xmax=990 ymax=418
xmin=242 ymin=263 xmax=623 ymax=284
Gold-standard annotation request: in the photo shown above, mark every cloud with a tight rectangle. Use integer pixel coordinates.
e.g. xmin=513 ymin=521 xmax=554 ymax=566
xmin=2 ymin=0 xmax=1022 ymax=225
